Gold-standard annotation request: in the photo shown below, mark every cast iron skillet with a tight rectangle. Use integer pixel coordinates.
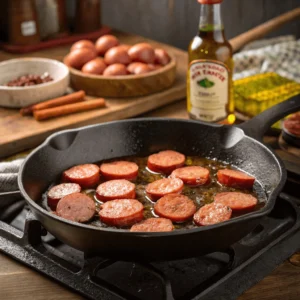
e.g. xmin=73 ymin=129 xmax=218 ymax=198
xmin=18 ymin=96 xmax=300 ymax=261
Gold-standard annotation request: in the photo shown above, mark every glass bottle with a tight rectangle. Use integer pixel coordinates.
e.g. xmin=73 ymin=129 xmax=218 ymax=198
xmin=74 ymin=0 xmax=101 ymax=33
xmin=35 ymin=0 xmax=68 ymax=39
xmin=187 ymin=0 xmax=235 ymax=124
xmin=8 ymin=0 xmax=40 ymax=45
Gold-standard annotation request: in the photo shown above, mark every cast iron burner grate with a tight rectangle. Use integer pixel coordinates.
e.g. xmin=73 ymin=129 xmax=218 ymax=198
xmin=0 ymin=189 xmax=300 ymax=300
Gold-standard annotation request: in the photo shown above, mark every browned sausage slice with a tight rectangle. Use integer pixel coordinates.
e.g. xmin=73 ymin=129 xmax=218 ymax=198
xmin=217 ymin=169 xmax=255 ymax=189
xmin=170 ymin=166 xmax=210 ymax=185
xmin=130 ymin=218 xmax=174 ymax=232
xmin=56 ymin=193 xmax=96 ymax=223
xmin=284 ymin=117 xmax=300 ymax=136
xmin=154 ymin=194 xmax=196 ymax=222
xmin=193 ymin=203 xmax=232 ymax=226
xmin=99 ymin=199 xmax=144 ymax=227
xmin=96 ymin=179 xmax=136 ymax=202
xmin=147 ymin=150 xmax=185 ymax=174
xmin=63 ymin=164 xmax=100 ymax=188
xmin=146 ymin=178 xmax=184 ymax=201
xmin=214 ymin=192 xmax=258 ymax=212
xmin=47 ymin=183 xmax=81 ymax=210
xmin=100 ymin=161 xmax=139 ymax=180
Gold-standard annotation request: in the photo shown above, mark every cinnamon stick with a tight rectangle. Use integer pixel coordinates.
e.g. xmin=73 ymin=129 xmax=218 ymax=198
xmin=33 ymin=98 xmax=106 ymax=121
xmin=20 ymin=90 xmax=85 ymax=116
xmin=20 ymin=105 xmax=34 ymax=116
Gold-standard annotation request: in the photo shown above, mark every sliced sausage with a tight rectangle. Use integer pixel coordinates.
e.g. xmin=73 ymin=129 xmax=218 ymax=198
xmin=146 ymin=178 xmax=184 ymax=201
xmin=214 ymin=192 xmax=258 ymax=212
xmin=63 ymin=164 xmax=100 ymax=188
xmin=284 ymin=118 xmax=300 ymax=136
xmin=47 ymin=183 xmax=81 ymax=210
xmin=100 ymin=161 xmax=139 ymax=180
xmin=154 ymin=194 xmax=197 ymax=222
xmin=217 ymin=169 xmax=255 ymax=189
xmin=56 ymin=193 xmax=96 ymax=223
xmin=147 ymin=150 xmax=185 ymax=174
xmin=170 ymin=166 xmax=210 ymax=185
xmin=99 ymin=199 xmax=144 ymax=227
xmin=130 ymin=218 xmax=174 ymax=232
xmin=289 ymin=112 xmax=300 ymax=121
xmin=96 ymin=179 xmax=136 ymax=202
xmin=193 ymin=203 xmax=232 ymax=226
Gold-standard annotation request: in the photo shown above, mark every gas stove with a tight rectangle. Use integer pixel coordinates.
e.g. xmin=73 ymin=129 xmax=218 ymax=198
xmin=0 ymin=178 xmax=300 ymax=300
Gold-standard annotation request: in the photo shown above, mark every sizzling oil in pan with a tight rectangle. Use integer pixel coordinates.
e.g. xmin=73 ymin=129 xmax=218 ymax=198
xmin=41 ymin=156 xmax=267 ymax=230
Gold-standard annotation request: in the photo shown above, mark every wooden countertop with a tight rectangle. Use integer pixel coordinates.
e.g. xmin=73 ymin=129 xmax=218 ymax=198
xmin=1 ymin=36 xmax=300 ymax=300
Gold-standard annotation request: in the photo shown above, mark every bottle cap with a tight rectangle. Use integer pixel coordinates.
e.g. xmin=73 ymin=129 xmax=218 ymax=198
xmin=198 ymin=0 xmax=223 ymax=4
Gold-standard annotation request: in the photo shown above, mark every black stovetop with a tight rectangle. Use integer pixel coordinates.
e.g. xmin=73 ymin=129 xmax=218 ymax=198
xmin=0 ymin=181 xmax=300 ymax=300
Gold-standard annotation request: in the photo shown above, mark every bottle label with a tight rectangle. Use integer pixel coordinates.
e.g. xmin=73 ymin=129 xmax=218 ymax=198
xmin=188 ymin=59 xmax=229 ymax=122
xmin=21 ymin=21 xmax=37 ymax=36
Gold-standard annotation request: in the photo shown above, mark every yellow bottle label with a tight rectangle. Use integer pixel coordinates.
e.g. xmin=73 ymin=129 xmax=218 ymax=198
xmin=188 ymin=59 xmax=229 ymax=122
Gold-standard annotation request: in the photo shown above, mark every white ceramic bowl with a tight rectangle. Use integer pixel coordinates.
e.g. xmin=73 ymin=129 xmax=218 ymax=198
xmin=0 ymin=58 xmax=69 ymax=108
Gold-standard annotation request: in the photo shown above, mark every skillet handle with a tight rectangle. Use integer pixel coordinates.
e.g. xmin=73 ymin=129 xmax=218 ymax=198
xmin=237 ymin=95 xmax=300 ymax=141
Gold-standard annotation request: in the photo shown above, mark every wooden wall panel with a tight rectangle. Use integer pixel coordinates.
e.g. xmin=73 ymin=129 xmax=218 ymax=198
xmin=222 ymin=0 xmax=300 ymax=42
xmin=67 ymin=0 xmax=300 ymax=50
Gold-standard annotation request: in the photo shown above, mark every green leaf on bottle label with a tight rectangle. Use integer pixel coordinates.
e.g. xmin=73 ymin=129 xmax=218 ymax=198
xmin=197 ymin=78 xmax=215 ymax=88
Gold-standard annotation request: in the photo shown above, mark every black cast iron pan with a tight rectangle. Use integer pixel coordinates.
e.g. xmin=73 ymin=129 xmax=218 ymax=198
xmin=18 ymin=96 xmax=300 ymax=261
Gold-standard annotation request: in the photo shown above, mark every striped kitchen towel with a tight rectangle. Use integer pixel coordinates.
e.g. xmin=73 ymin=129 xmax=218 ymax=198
xmin=234 ymin=35 xmax=300 ymax=83
xmin=0 ymin=159 xmax=24 ymax=192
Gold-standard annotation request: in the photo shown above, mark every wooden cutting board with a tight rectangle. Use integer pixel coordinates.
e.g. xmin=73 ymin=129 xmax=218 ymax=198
xmin=0 ymin=31 xmax=187 ymax=158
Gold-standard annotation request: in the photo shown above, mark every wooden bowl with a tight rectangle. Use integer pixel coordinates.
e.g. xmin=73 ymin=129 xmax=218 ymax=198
xmin=68 ymin=54 xmax=177 ymax=98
